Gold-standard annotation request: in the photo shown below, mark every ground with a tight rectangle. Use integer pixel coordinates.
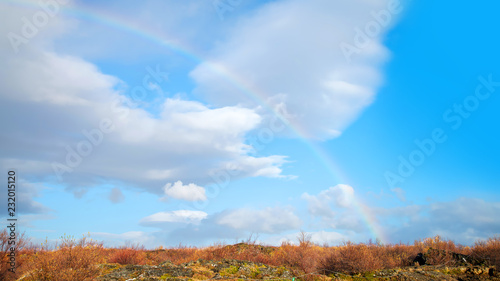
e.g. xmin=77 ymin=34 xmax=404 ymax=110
xmin=95 ymin=259 xmax=498 ymax=281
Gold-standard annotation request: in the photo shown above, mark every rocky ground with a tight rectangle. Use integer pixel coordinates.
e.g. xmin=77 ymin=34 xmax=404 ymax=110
xmin=96 ymin=259 xmax=293 ymax=281
xmin=96 ymin=258 xmax=498 ymax=281
xmin=94 ymin=245 xmax=500 ymax=281
xmin=329 ymin=265 xmax=498 ymax=280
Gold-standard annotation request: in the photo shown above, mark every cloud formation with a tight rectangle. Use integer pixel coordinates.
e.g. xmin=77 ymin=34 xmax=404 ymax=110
xmin=0 ymin=180 xmax=52 ymax=216
xmin=135 ymin=206 xmax=302 ymax=246
xmin=302 ymin=184 xmax=355 ymax=217
xmin=97 ymin=194 xmax=500 ymax=247
xmin=302 ymin=185 xmax=367 ymax=232
xmin=380 ymin=198 xmax=500 ymax=244
xmin=162 ymin=181 xmax=207 ymax=202
xmin=191 ymin=0 xmax=396 ymax=140
xmin=0 ymin=4 xmax=288 ymax=199
xmin=216 ymin=207 xmax=302 ymax=234
xmin=140 ymin=210 xmax=208 ymax=227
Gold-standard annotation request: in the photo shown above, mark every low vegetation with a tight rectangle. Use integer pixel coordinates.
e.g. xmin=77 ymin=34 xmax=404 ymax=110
xmin=1 ymin=230 xmax=499 ymax=280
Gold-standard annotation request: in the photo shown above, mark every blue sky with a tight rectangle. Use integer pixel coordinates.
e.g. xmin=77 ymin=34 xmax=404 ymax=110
xmin=1 ymin=0 xmax=499 ymax=248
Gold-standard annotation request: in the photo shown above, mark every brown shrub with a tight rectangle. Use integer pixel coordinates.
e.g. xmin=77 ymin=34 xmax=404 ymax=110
xmin=0 ymin=230 xmax=30 ymax=281
xmin=144 ymin=246 xmax=200 ymax=265
xmin=379 ymin=243 xmax=416 ymax=268
xmin=108 ymin=241 xmax=146 ymax=265
xmin=6 ymin=231 xmax=500 ymax=279
xmin=109 ymin=248 xmax=142 ymax=265
xmin=419 ymin=235 xmax=460 ymax=252
xmin=320 ymin=242 xmax=383 ymax=274
xmin=21 ymin=234 xmax=104 ymax=281
xmin=471 ymin=236 xmax=500 ymax=268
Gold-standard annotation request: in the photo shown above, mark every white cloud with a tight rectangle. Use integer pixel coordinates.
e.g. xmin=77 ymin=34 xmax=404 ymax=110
xmin=301 ymin=192 xmax=335 ymax=218
xmin=216 ymin=207 xmax=302 ymax=233
xmin=161 ymin=181 xmax=207 ymax=201
xmin=140 ymin=210 xmax=208 ymax=225
xmin=302 ymin=184 xmax=355 ymax=217
xmin=302 ymin=185 xmax=366 ymax=232
xmin=331 ymin=184 xmax=355 ymax=208
xmin=191 ymin=0 xmax=395 ymax=140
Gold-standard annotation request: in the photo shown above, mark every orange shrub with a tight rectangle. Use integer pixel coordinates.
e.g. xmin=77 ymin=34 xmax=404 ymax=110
xmin=272 ymin=241 xmax=320 ymax=274
xmin=414 ymin=236 xmax=467 ymax=266
xmin=379 ymin=243 xmax=416 ymax=268
xmin=472 ymin=236 xmax=500 ymax=268
xmin=21 ymin=235 xmax=104 ymax=281
xmin=107 ymin=241 xmax=147 ymax=265
xmin=320 ymin=242 xmax=384 ymax=274
xmin=0 ymin=230 xmax=30 ymax=281
xmin=417 ymin=235 xmax=460 ymax=252
xmin=108 ymin=248 xmax=141 ymax=265
xmin=144 ymin=246 xmax=200 ymax=265
xmin=4 ymin=231 xmax=500 ymax=280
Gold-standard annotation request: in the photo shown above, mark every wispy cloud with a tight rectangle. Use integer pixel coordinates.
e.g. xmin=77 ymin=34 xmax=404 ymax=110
xmin=140 ymin=210 xmax=208 ymax=226
xmin=216 ymin=207 xmax=302 ymax=234
xmin=191 ymin=0 xmax=394 ymax=140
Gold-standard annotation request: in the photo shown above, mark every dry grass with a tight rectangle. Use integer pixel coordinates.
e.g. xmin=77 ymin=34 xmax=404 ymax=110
xmin=0 ymin=230 xmax=30 ymax=281
xmin=108 ymin=242 xmax=146 ymax=265
xmin=1 ymin=233 xmax=499 ymax=280
xmin=19 ymin=234 xmax=105 ymax=281
xmin=471 ymin=236 xmax=500 ymax=268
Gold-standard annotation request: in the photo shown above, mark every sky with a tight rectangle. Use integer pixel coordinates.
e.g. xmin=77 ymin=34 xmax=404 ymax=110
xmin=1 ymin=0 xmax=499 ymax=248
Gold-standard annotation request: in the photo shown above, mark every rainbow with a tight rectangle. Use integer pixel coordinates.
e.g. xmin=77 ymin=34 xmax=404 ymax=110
xmin=5 ymin=0 xmax=387 ymax=244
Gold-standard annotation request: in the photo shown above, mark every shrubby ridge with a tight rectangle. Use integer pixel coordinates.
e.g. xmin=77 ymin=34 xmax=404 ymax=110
xmin=1 ymin=231 xmax=499 ymax=280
